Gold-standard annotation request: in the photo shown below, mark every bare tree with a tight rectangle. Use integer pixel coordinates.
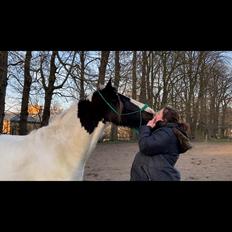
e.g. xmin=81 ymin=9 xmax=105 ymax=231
xmin=110 ymin=51 xmax=120 ymax=141
xmin=19 ymin=51 xmax=32 ymax=135
xmin=0 ymin=51 xmax=8 ymax=133
xmin=130 ymin=51 xmax=138 ymax=140
xmin=97 ymin=51 xmax=110 ymax=88
xmin=40 ymin=51 xmax=76 ymax=127
xmin=79 ymin=51 xmax=85 ymax=100
xmin=3 ymin=50 xmax=232 ymax=141
xmin=159 ymin=52 xmax=182 ymax=107
xmin=139 ymin=51 xmax=147 ymax=103
xmin=189 ymin=52 xmax=207 ymax=138
xmin=132 ymin=51 xmax=137 ymax=100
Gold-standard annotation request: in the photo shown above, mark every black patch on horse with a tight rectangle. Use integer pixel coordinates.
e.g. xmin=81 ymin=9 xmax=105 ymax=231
xmin=78 ymin=99 xmax=105 ymax=134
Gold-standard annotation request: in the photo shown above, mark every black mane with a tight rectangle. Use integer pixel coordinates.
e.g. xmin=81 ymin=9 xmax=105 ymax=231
xmin=78 ymin=99 xmax=104 ymax=134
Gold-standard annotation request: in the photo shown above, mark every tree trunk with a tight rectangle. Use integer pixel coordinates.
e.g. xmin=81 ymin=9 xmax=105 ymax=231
xmin=41 ymin=51 xmax=57 ymax=127
xmin=191 ymin=52 xmax=205 ymax=138
xmin=132 ymin=51 xmax=137 ymax=100
xmin=208 ymin=94 xmax=215 ymax=139
xmin=19 ymin=51 xmax=32 ymax=135
xmin=97 ymin=51 xmax=110 ymax=88
xmin=146 ymin=53 xmax=151 ymax=106
xmin=150 ymin=52 xmax=155 ymax=108
xmin=130 ymin=51 xmax=138 ymax=140
xmin=80 ymin=51 xmax=85 ymax=100
xmin=185 ymin=55 xmax=193 ymax=129
xmin=139 ymin=51 xmax=147 ymax=103
xmin=0 ymin=51 xmax=8 ymax=134
xmin=161 ymin=52 xmax=168 ymax=107
xmin=41 ymin=90 xmax=53 ymax=127
xmin=197 ymin=64 xmax=207 ymax=139
xmin=214 ymin=103 xmax=220 ymax=137
xmin=110 ymin=51 xmax=120 ymax=141
xmin=221 ymin=103 xmax=227 ymax=138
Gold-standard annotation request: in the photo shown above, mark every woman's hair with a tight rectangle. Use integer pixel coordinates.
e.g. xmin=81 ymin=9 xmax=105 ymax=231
xmin=162 ymin=106 xmax=189 ymax=133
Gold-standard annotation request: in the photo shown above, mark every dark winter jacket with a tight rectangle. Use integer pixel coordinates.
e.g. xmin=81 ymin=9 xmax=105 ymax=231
xmin=130 ymin=123 xmax=191 ymax=181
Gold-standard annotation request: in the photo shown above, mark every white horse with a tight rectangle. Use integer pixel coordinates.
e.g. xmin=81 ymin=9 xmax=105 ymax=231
xmin=0 ymin=80 xmax=155 ymax=180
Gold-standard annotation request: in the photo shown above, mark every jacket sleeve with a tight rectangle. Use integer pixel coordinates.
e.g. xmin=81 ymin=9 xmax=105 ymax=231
xmin=138 ymin=125 xmax=171 ymax=156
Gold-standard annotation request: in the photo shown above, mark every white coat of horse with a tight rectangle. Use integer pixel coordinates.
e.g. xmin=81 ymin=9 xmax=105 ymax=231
xmin=0 ymin=80 xmax=154 ymax=180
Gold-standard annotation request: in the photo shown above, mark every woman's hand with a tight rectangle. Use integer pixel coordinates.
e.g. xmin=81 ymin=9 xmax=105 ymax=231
xmin=147 ymin=116 xmax=157 ymax=128
xmin=147 ymin=109 xmax=164 ymax=128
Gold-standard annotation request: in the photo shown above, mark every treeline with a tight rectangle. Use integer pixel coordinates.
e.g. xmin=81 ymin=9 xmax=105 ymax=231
xmin=0 ymin=51 xmax=232 ymax=140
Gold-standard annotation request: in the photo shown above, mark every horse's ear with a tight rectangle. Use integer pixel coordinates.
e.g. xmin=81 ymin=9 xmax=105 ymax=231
xmin=105 ymin=78 xmax=112 ymax=89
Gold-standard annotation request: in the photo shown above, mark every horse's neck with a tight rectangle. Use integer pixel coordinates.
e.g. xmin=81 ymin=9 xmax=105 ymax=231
xmin=36 ymin=104 xmax=106 ymax=180
xmin=71 ymin=120 xmax=106 ymax=180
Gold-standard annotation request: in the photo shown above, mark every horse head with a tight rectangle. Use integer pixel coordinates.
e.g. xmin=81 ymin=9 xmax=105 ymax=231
xmin=78 ymin=79 xmax=155 ymax=134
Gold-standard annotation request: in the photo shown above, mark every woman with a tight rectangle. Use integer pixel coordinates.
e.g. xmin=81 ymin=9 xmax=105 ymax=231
xmin=130 ymin=106 xmax=192 ymax=181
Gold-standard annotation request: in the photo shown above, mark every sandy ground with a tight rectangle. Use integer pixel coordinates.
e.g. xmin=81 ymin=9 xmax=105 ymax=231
xmin=84 ymin=142 xmax=232 ymax=181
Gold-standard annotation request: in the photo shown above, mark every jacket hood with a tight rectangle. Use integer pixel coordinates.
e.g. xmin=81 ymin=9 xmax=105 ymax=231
xmin=171 ymin=126 xmax=192 ymax=153
xmin=153 ymin=121 xmax=192 ymax=153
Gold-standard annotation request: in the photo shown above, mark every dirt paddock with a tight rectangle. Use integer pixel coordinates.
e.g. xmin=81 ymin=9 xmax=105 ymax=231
xmin=84 ymin=142 xmax=232 ymax=181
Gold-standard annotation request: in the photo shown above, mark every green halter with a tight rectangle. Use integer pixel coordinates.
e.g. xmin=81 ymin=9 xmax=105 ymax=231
xmin=97 ymin=91 xmax=150 ymax=135
xmin=97 ymin=90 xmax=149 ymax=116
